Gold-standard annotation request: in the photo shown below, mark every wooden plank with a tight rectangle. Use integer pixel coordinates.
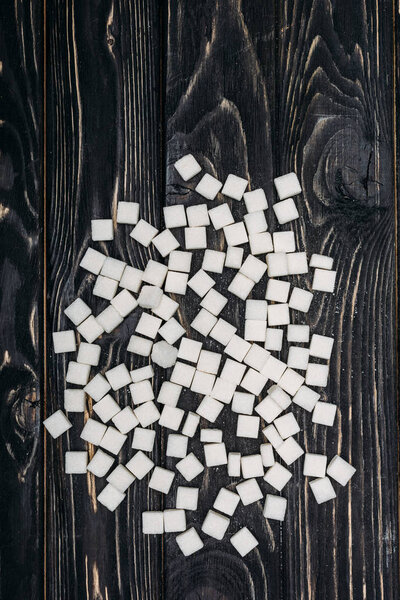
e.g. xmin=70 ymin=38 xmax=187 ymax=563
xmin=45 ymin=1 xmax=163 ymax=598
xmin=0 ymin=1 xmax=44 ymax=599
xmin=276 ymin=1 xmax=398 ymax=599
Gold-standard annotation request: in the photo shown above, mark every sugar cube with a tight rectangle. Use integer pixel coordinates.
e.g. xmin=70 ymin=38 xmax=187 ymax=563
xmin=164 ymin=509 xmax=186 ymax=533
xmin=278 ymin=368 xmax=305 ymax=396
xmin=152 ymin=294 xmax=179 ymax=321
xmin=273 ymin=231 xmax=295 ymax=253
xmin=264 ymin=328 xmax=284 ymax=351
xmin=274 ymin=412 xmax=300 ymax=439
xmin=79 ymin=247 xmax=106 ymax=275
xmin=201 ymin=510 xmax=230 ymax=540
xmin=244 ymin=320 xmax=267 ymax=342
xmin=220 ymin=358 xmax=247 ymax=385
xmin=100 ymin=257 xmax=126 ymax=281
xmin=200 ymin=429 xmax=223 ymax=443
xmin=157 ymin=381 xmax=182 ymax=407
xmin=310 ymin=254 xmax=334 ymax=270
xmin=240 ymin=255 xmax=267 ymax=283
xmin=274 ymin=172 xmax=301 ymax=199
xmin=166 ymin=433 xmax=188 ymax=458
xmin=151 ymin=340 xmax=178 ymax=368
xmin=138 ymin=285 xmax=163 ymax=309
xmin=119 ymin=265 xmax=143 ymax=292
xmin=263 ymin=494 xmax=287 ymax=521
xmin=288 ymin=287 xmax=313 ymax=312
xmin=204 ymin=442 xmax=227 ymax=466
xmin=127 ymin=335 xmax=153 ymax=357
xmin=236 ymin=478 xmax=263 ymax=505
xmin=230 ymin=527 xmax=258 ymax=557
xmin=236 ymin=414 xmax=260 ymax=439
xmin=312 ymin=401 xmax=337 ymax=426
xmin=266 ymin=252 xmax=288 ymax=277
xmin=152 ymin=229 xmax=180 ymax=257
xmin=187 ymin=269 xmax=215 ymax=297
xmin=261 ymin=356 xmax=287 ymax=382
xmin=100 ymin=426 xmax=127 ymax=455
xmin=93 ymin=394 xmax=120 ymax=423
xmin=149 ymin=466 xmax=175 ymax=494
xmin=176 ymin=453 xmax=204 ymax=481
xmin=249 ymin=232 xmax=273 ymax=255
xmin=266 ymin=279 xmax=290 ymax=303
xmin=170 ymin=361 xmax=196 ymax=387
xmin=130 ymin=219 xmax=158 ymax=247
xmin=80 ymin=417 xmax=107 ymax=445
xmin=91 ymin=219 xmax=113 ymax=241
xmin=87 ymin=449 xmax=114 ymax=477
xmin=163 ymin=204 xmax=187 ymax=228
xmin=195 ymin=173 xmax=222 ymax=200
xmin=96 ymin=305 xmax=123 ymax=333
xmin=105 ymin=363 xmax=131 ymax=391
xmin=309 ymin=477 xmax=336 ymax=504
xmin=186 ymin=204 xmax=210 ymax=227
xmin=200 ymin=289 xmax=227 ymax=316
xmin=64 ymin=298 xmax=91 ymax=326
xmin=241 ymin=454 xmax=264 ymax=479
xmin=267 ymin=303 xmax=290 ymax=326
xmin=221 ymin=174 xmax=248 ymax=200
xmin=158 ymin=405 xmax=185 ymax=431
xmin=134 ymin=401 xmax=160 ymax=427
xmin=126 ymin=451 xmax=154 ymax=479
xmin=287 ymin=346 xmax=310 ymax=371
xmin=65 ymin=451 xmax=88 ymax=474
xmin=223 ymin=222 xmax=248 ymax=246
xmin=260 ymin=443 xmax=275 ymax=467
xmin=209 ymin=318 xmax=237 ymax=346
xmin=306 ymin=363 xmax=329 ymax=387
xmin=225 ymin=246 xmax=243 ymax=269
xmin=208 ymin=203 xmax=235 ymax=230
xmin=228 ymin=272 xmax=255 ymax=300
xmin=244 ymin=210 xmax=268 ymax=235
xmin=255 ymin=396 xmax=283 ymax=423
xmin=142 ymin=259 xmax=168 ymax=287
xmin=174 ymin=154 xmax=201 ymax=181
xmin=131 ymin=427 xmax=156 ymax=452
xmin=43 ymin=410 xmax=72 ymax=439
xmin=213 ymin=488 xmax=240 ymax=516
xmin=224 ymin=335 xmax=251 ymax=362
xmin=77 ymin=342 xmax=101 ymax=366
xmin=184 ymin=226 xmax=207 ymax=249
xmin=142 ymin=511 xmax=164 ymax=534
xmin=64 ymin=389 xmax=86 ymax=412
xmin=312 ymin=269 xmax=337 ymax=293
xmin=191 ymin=370 xmax=216 ymax=395
xmin=227 ymin=452 xmax=241 ymax=477
xmin=181 ymin=412 xmax=200 ymax=438
xmin=202 ymin=249 xmax=226 ymax=274
xmin=211 ymin=377 xmax=236 ymax=404
xmin=292 ymin=385 xmax=320 ymax=412
xmin=112 ymin=406 xmax=139 ymax=434
xmin=176 ymin=486 xmax=199 ymax=510
xmin=53 ymin=330 xmax=76 ymax=354
xmin=262 ymin=424 xmax=283 ymax=449
xmin=168 ymin=250 xmax=192 ymax=273
xmin=116 ymin=201 xmax=139 ymax=225
xmin=191 ymin=308 xmax=218 ymax=336
xmin=287 ymin=252 xmax=308 ymax=275
xmin=303 ymin=453 xmax=327 ymax=478
xmin=66 ymin=361 xmax=91 ymax=386
xmin=326 ymin=455 xmax=356 ymax=486
xmin=135 ymin=313 xmax=162 ymax=339
xmin=243 ymin=188 xmax=268 ymax=212
xmin=106 ymin=464 xmax=135 ymax=492
xmin=275 ymin=437 xmax=304 ymax=465
xmin=264 ymin=463 xmax=292 ymax=491
xmin=309 ymin=334 xmax=334 ymax=360
xmin=273 ymin=198 xmax=299 ymax=225
xmin=287 ymin=324 xmax=310 ymax=343
xmin=130 ymin=365 xmax=154 ymax=383
xmin=93 ymin=275 xmax=118 ymax=300
xmin=268 ymin=385 xmax=292 ymax=410
xmin=244 ymin=344 xmax=270 ymax=372
xmin=158 ymin=318 xmax=185 ymax=344
xmin=232 ymin=392 xmax=255 ymax=415
xmin=175 ymin=528 xmax=204 ymax=556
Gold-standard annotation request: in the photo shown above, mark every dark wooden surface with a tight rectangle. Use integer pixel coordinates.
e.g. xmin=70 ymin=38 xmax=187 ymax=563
xmin=0 ymin=1 xmax=398 ymax=599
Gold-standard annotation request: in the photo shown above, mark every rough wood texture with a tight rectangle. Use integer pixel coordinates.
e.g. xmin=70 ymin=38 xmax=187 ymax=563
xmin=0 ymin=0 xmax=398 ymax=599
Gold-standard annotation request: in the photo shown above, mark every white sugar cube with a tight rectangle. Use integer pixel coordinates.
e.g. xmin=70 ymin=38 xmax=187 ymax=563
xmin=266 ymin=279 xmax=290 ymax=303
xmin=142 ymin=259 xmax=168 ymax=287
xmin=178 ymin=337 xmax=202 ymax=363
xmin=200 ymin=289 xmax=227 ymax=316
xmin=159 ymin=405 xmax=185 ymax=431
xmin=225 ymin=246 xmax=243 ymax=269
xmin=244 ymin=210 xmax=268 ymax=235
xmin=170 ymin=361 xmax=196 ymax=387
xmin=66 ymin=361 xmax=91 ymax=385
xmin=244 ymin=344 xmax=270 ymax=372
xmin=64 ymin=298 xmax=91 ymax=326
xmin=230 ymin=527 xmax=258 ymax=557
xmin=276 ymin=436 xmax=304 ymax=465
xmin=184 ymin=226 xmax=207 ymax=249
xmin=204 ymin=442 xmax=227 ymax=466
xmin=306 ymin=363 xmax=329 ymax=387
xmin=244 ymin=188 xmax=268 ymax=212
xmin=93 ymin=275 xmax=118 ymax=300
xmin=274 ymin=412 xmax=300 ymax=439
xmin=267 ymin=303 xmax=290 ymax=326
xmin=79 ymin=247 xmax=106 ymax=275
xmin=149 ymin=466 xmax=175 ymax=494
xmin=263 ymin=494 xmax=287 ymax=521
xmin=126 ymin=451 xmax=154 ymax=479
xmin=168 ymin=250 xmax=192 ymax=273
xmin=224 ymin=335 xmax=251 ymax=362
xmin=93 ymin=394 xmax=120 ymax=423
xmin=197 ymin=349 xmax=222 ymax=374
xmin=262 ymin=424 xmax=284 ymax=449
xmin=157 ymin=381 xmax=182 ymax=406
xmin=200 ymin=428 xmax=223 ymax=443
xmin=65 ymin=451 xmax=88 ymax=474
xmin=97 ymin=484 xmax=125 ymax=511
xmin=287 ymin=346 xmax=310 ymax=371
xmin=240 ymin=255 xmax=267 ymax=283
xmin=310 ymin=254 xmax=333 ymax=270
xmin=100 ymin=257 xmax=126 ymax=281
xmin=273 ymin=231 xmax=295 ymax=253
xmin=278 ymin=367 xmax=304 ymax=396
xmin=77 ymin=342 xmax=101 ymax=366
xmin=87 ymin=449 xmax=114 ymax=477
xmin=195 ymin=173 xmax=222 ymax=200
xmin=312 ymin=269 xmax=337 ymax=293
xmin=112 ymin=406 xmax=139 ymax=433
xmin=176 ymin=453 xmax=204 ymax=481
xmin=210 ymin=318 xmax=237 ymax=346
xmin=326 ymin=455 xmax=356 ymax=486
xmin=241 ymin=368 xmax=268 ymax=395
xmin=96 ymin=305 xmax=123 ymax=333
xmin=181 ymin=412 xmax=200 ymax=438
xmin=211 ymin=377 xmax=236 ymax=404
xmin=142 ymin=511 xmax=164 ymax=534
xmin=228 ymin=452 xmax=241 ymax=477
xmin=202 ymin=249 xmax=226 ymax=274
xmin=264 ymin=463 xmax=292 ymax=491
xmin=151 ymin=340 xmax=178 ymax=368
xmin=289 ymin=287 xmax=313 ymax=312
xmin=130 ymin=364 xmax=154 ymax=383
xmin=274 ymin=172 xmax=301 ymax=199
xmin=273 ymin=198 xmax=299 ymax=224
xmin=191 ymin=371 xmax=216 ymax=395
xmin=304 ymin=453 xmax=327 ymax=478
xmin=152 ymin=229 xmax=180 ymax=257
xmin=309 ymin=334 xmax=334 ymax=360
xmin=202 ymin=509 xmax=230 ymax=540
xmin=187 ymin=269 xmax=215 ymax=297
xmin=163 ymin=204 xmax=187 ymax=228
xmin=245 ymin=299 xmax=268 ymax=321
xmin=236 ymin=414 xmax=260 ymax=439
xmin=213 ymin=488 xmax=240 ymax=516
xmin=228 ymin=272 xmax=255 ymax=300
xmin=221 ymin=174 xmax=248 ymax=200
xmin=105 ymin=363 xmax=131 ymax=391
xmin=138 ymin=285 xmax=163 ymax=309
xmin=287 ymin=324 xmax=310 ymax=343
xmin=309 ymin=477 xmax=336 ymax=504
xmin=130 ymin=219 xmax=158 ymax=247
xmin=208 ymin=203 xmax=235 ymax=230
xmin=175 ymin=527 xmax=203 ymax=556
xmin=100 ymin=426 xmax=127 ymax=455
xmin=186 ymin=204 xmax=210 ymax=227
xmin=220 ymin=358 xmax=247 ymax=385
xmin=287 ymin=251 xmax=308 ymax=275
xmin=53 ymin=330 xmax=76 ymax=354
xmin=266 ymin=252 xmax=288 ymax=277
xmin=106 ymin=464 xmax=135 ymax=492
xmin=91 ymin=219 xmax=113 ymax=241
xmin=136 ymin=312 xmax=162 ymax=339
xmin=191 ymin=308 xmax=218 ymax=336
xmin=176 ymin=486 xmax=199 ymax=510
xmin=152 ymin=294 xmax=179 ymax=320
xmin=134 ymin=401 xmax=160 ymax=427
xmin=43 ymin=410 xmax=72 ymax=438
xmin=166 ymin=433 xmax=188 ymax=458
xmin=241 ymin=454 xmax=264 ymax=479
xmin=84 ymin=373 xmax=111 ymax=401
xmin=119 ymin=265 xmax=143 ymax=292
xmin=174 ymin=154 xmax=201 ymax=181
xmin=127 ymin=335 xmax=153 ymax=357
xmin=292 ymin=385 xmax=320 ymax=412
xmin=312 ymin=401 xmax=337 ymax=426
xmin=268 ymin=385 xmax=292 ymax=410
xmin=158 ymin=317 xmax=185 ymax=344
xmin=64 ymin=389 xmax=86 ymax=412
xmin=232 ymin=392 xmax=255 ymax=415
xmin=164 ymin=509 xmax=186 ymax=533
xmin=116 ymin=201 xmax=139 ymax=225
xmin=223 ymin=222 xmax=248 ymax=246
xmin=261 ymin=356 xmax=287 ymax=382
xmin=249 ymin=232 xmax=274 ymax=255
xmin=255 ymin=396 xmax=283 ymax=423
xmin=260 ymin=443 xmax=275 ymax=467
xmin=131 ymin=427 xmax=156 ymax=452
xmin=236 ymin=478 xmax=263 ymax=505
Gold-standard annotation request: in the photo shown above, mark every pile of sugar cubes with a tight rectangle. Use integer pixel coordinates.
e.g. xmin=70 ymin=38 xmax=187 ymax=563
xmin=45 ymin=154 xmax=356 ymax=558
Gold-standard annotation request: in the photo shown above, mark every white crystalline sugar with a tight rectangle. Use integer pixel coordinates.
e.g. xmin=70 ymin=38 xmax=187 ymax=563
xmin=241 ymin=454 xmax=264 ymax=479
xmin=197 ymin=349 xmax=222 ymax=374
xmin=170 ymin=361 xmax=196 ymax=388
xmin=225 ymin=246 xmax=243 ymax=269
xmin=273 ymin=198 xmax=299 ymax=225
xmin=312 ymin=401 xmax=337 ymax=426
xmin=312 ymin=269 xmax=337 ymax=293
xmin=262 ymin=424 xmax=284 ymax=449
xmin=64 ymin=298 xmax=91 ymax=326
xmin=178 ymin=337 xmax=203 ymax=363
xmin=112 ymin=406 xmax=139 ymax=434
xmin=275 ymin=436 xmax=304 ymax=465
xmin=66 ymin=361 xmax=91 ymax=386
xmin=152 ymin=294 xmax=179 ymax=321
xmin=260 ymin=443 xmax=275 ymax=467
xmin=326 ymin=455 xmax=356 ymax=486
xmin=209 ymin=318 xmax=237 ymax=346
xmin=43 ymin=410 xmax=72 ymax=439
xmin=176 ymin=453 xmax=204 ymax=482
xmin=223 ymin=222 xmax=248 ymax=246
xmin=64 ymin=389 xmax=86 ymax=412
xmin=263 ymin=494 xmax=287 ymax=521
xmin=266 ymin=252 xmax=288 ymax=277
xmin=303 ymin=453 xmax=327 ymax=478
xmin=97 ymin=484 xmax=125 ymax=512
xmin=65 ymin=451 xmax=88 ymax=474
xmin=236 ymin=414 xmax=260 ymax=439
xmin=174 ymin=154 xmax=201 ymax=181
xmin=274 ymin=172 xmax=302 ymax=200
xmin=287 ymin=346 xmax=310 ymax=371
xmin=230 ymin=527 xmax=258 ymax=557
xmin=213 ymin=488 xmax=240 ymax=516
xmin=288 ymin=287 xmax=313 ymax=313
xmin=309 ymin=334 xmax=334 ymax=360
xmin=158 ymin=317 xmax=185 ymax=345
xmin=287 ymin=324 xmax=310 ymax=343
xmin=134 ymin=401 xmax=160 ymax=428
xmin=244 ymin=211 xmax=268 ymax=235
xmin=166 ymin=433 xmax=188 ymax=458
xmin=131 ymin=427 xmax=156 ymax=452
xmin=138 ymin=285 xmax=163 ymax=309
xmin=202 ymin=249 xmax=226 ymax=274
xmin=184 ymin=226 xmax=207 ymax=249
xmin=191 ymin=308 xmax=218 ymax=336
xmin=105 ymin=363 xmax=131 ymax=391
xmin=268 ymin=385 xmax=291 ymax=410
xmin=264 ymin=463 xmax=292 ymax=491
xmin=100 ymin=426 xmax=127 ymax=455
xmin=255 ymin=396 xmax=283 ymax=423
xmin=261 ymin=355 xmax=287 ymax=382
xmin=274 ymin=412 xmax=300 ymax=439
xmin=208 ymin=203 xmax=234 ymax=230
xmin=96 ymin=305 xmax=123 ymax=333
xmin=152 ymin=229 xmax=180 ymax=257
xmin=211 ymin=377 xmax=236 ymax=404
xmin=239 ymin=255 xmax=267 ymax=283
xmin=100 ymin=257 xmax=126 ymax=281
xmin=200 ymin=428 xmax=223 ymax=443
xmin=186 ymin=204 xmax=210 ymax=227
xmin=246 ymin=299 xmax=268 ymax=321
xmin=142 ymin=511 xmax=164 ymax=534
xmin=191 ymin=371 xmax=216 ymax=395
xmin=91 ymin=219 xmax=113 ymax=241
xmin=228 ymin=272 xmax=255 ymax=300
xmin=164 ymin=509 xmax=186 ymax=533
xmin=52 ymin=330 xmax=76 ymax=354
xmin=157 ymin=381 xmax=182 ymax=407
xmin=273 ymin=231 xmax=296 ymax=253
xmin=200 ymin=288 xmax=227 ymax=316
xmin=163 ymin=205 xmax=187 ymax=228
xmin=84 ymin=373 xmax=111 ymax=402
xmin=151 ymin=340 xmax=178 ymax=368
xmin=175 ymin=527 xmax=204 ymax=556
xmin=181 ymin=412 xmax=200 ymax=438
xmin=168 ymin=250 xmax=192 ymax=273
xmin=204 ymin=442 xmax=227 ymax=466
xmin=142 ymin=259 xmax=168 ymax=287
xmin=158 ymin=405 xmax=185 ymax=431
xmin=201 ymin=509 xmax=230 ymax=540
xmin=309 ymin=477 xmax=336 ymax=504
xmin=240 ymin=368 xmax=268 ymax=395
xmin=267 ymin=303 xmax=290 ymax=326
xmin=244 ymin=344 xmax=270 ymax=372
xmin=265 ymin=279 xmax=290 ymax=303
xmin=249 ymin=232 xmax=274 ymax=255
xmin=87 ymin=449 xmax=114 ymax=477
xmin=243 ymin=188 xmax=268 ymax=212
xmin=292 ymin=385 xmax=320 ymax=412
xmin=176 ymin=486 xmax=199 ymax=510
xmin=149 ymin=466 xmax=175 ymax=494
xmin=119 ymin=265 xmax=143 ymax=293
xmin=227 ymin=452 xmax=241 ymax=477
xmin=287 ymin=252 xmax=308 ymax=275
xmin=220 ymin=358 xmax=247 ymax=385
xmin=232 ymin=392 xmax=255 ymax=415
xmin=79 ymin=247 xmax=106 ymax=275
xmin=236 ymin=478 xmax=263 ymax=506
xmin=127 ymin=335 xmax=153 ymax=357
xmin=116 ymin=201 xmax=139 ymax=225
xmin=221 ymin=173 xmax=248 ymax=200
xmin=278 ymin=368 xmax=305 ymax=396
xmin=130 ymin=219 xmax=158 ymax=247
xmin=135 ymin=312 xmax=162 ymax=339
xmin=93 ymin=394 xmax=120 ymax=423
xmin=129 ymin=380 xmax=154 ymax=405
xmin=106 ymin=464 xmax=135 ymax=492
xmin=111 ymin=289 xmax=138 ymax=317
xmin=93 ymin=275 xmax=119 ymax=300
xmin=187 ymin=269 xmax=215 ymax=297
xmin=195 ymin=173 xmax=223 ymax=200
xmin=306 ymin=363 xmax=329 ymax=387
xmin=310 ymin=253 xmax=334 ymax=270
xmin=224 ymin=335 xmax=251 ymax=362
xmin=77 ymin=342 xmax=101 ymax=366
xmin=126 ymin=451 xmax=154 ymax=480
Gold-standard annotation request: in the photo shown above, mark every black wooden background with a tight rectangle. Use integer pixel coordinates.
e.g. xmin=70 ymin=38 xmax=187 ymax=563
xmin=0 ymin=1 xmax=398 ymax=599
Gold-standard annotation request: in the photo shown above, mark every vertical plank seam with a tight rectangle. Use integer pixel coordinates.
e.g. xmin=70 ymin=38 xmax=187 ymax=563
xmin=43 ymin=0 xmax=47 ymax=598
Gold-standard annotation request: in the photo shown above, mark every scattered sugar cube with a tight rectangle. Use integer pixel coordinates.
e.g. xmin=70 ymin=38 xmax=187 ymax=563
xmin=186 ymin=204 xmax=210 ymax=227
xmin=152 ymin=229 xmax=180 ymax=257
xmin=112 ymin=406 xmax=139 ymax=434
xmin=261 ymin=356 xmax=287 ymax=382
xmin=116 ymin=201 xmax=139 ymax=225
xmin=197 ymin=349 xmax=222 ymax=374
xmin=105 ymin=363 xmax=131 ymax=391
xmin=97 ymin=484 xmax=125 ymax=511
xmin=326 ymin=455 xmax=356 ymax=486
xmin=127 ymin=335 xmax=153 ymax=357
xmin=268 ymin=385 xmax=291 ymax=410
xmin=306 ymin=363 xmax=329 ymax=387
xmin=244 ymin=344 xmax=270 ymax=372
xmin=142 ymin=259 xmax=168 ymax=287
xmin=274 ymin=412 xmax=300 ymax=439
xmin=181 ymin=413 xmax=200 ymax=438
xmin=149 ymin=466 xmax=175 ymax=494
xmin=93 ymin=275 xmax=119 ymax=300
xmin=236 ymin=478 xmax=263 ymax=505
xmin=158 ymin=317 xmax=185 ymax=344
xmin=255 ymin=396 xmax=283 ymax=423
xmin=126 ymin=451 xmax=154 ymax=479
xmin=243 ymin=188 xmax=268 ymax=212
xmin=100 ymin=426 xmax=127 ymax=455
xmin=241 ymin=454 xmax=264 ymax=479
xmin=107 ymin=464 xmax=135 ymax=492
xmin=262 ymin=424 xmax=284 ymax=449
xmin=220 ymin=358 xmax=247 ymax=385
xmin=310 ymin=254 xmax=333 ymax=270
xmin=260 ymin=443 xmax=275 ymax=467
xmin=77 ymin=342 xmax=101 ymax=366
xmin=278 ymin=368 xmax=305 ymax=396
xmin=244 ymin=320 xmax=267 ymax=342
xmin=87 ymin=448 xmax=114 ymax=477
xmin=152 ymin=294 xmax=179 ymax=320
xmin=200 ymin=429 xmax=223 ymax=444
xmin=266 ymin=252 xmax=288 ymax=277
xmin=213 ymin=488 xmax=240 ymax=516
xmin=119 ymin=265 xmax=143 ymax=292
xmin=130 ymin=219 xmax=158 ymax=247
xmin=195 ymin=173 xmax=223 ymax=200
xmin=264 ymin=463 xmax=292 ymax=491
xmin=309 ymin=477 xmax=336 ymax=504
xmin=176 ymin=453 xmax=204 ymax=482
xmin=100 ymin=257 xmax=126 ymax=281
xmin=266 ymin=279 xmax=290 ymax=303
xmin=96 ymin=305 xmax=123 ymax=333
xmin=187 ymin=269 xmax=215 ymax=297
xmin=79 ymin=247 xmax=106 ymax=275
xmin=273 ymin=198 xmax=299 ymax=224
xmin=175 ymin=527 xmax=204 ymax=556
xmin=236 ymin=414 xmax=260 ymax=439
xmin=276 ymin=437 xmax=304 ymax=465
xmin=93 ymin=394 xmax=120 ymax=423
xmin=168 ymin=250 xmax=192 ymax=273
xmin=309 ymin=334 xmax=334 ymax=360
xmin=53 ymin=330 xmax=76 ymax=354
xmin=288 ymin=287 xmax=313 ymax=312
xmin=64 ymin=389 xmax=86 ymax=412
xmin=142 ymin=511 xmax=164 ymax=534
xmin=287 ymin=324 xmax=310 ymax=343
xmin=211 ymin=377 xmax=236 ymax=404
xmin=178 ymin=337 xmax=202 ymax=363
xmin=166 ymin=433 xmax=188 ymax=458
xmin=174 ymin=154 xmax=201 ymax=181
xmin=303 ymin=453 xmax=327 ymax=478
xmin=202 ymin=249 xmax=226 ymax=274
xmin=273 ymin=231 xmax=295 ymax=253
xmin=131 ymin=427 xmax=156 ymax=452
xmin=200 ymin=289 xmax=227 ymax=316
xmin=208 ymin=203 xmax=235 ymax=230
xmin=64 ymin=298 xmax=91 ymax=326
xmin=65 ymin=451 xmax=88 ymax=474
xmin=263 ymin=494 xmax=287 ymax=521
xmin=232 ymin=392 xmax=255 ymax=415
xmin=157 ymin=381 xmax=182 ymax=407
xmin=287 ymin=252 xmax=308 ymax=275
xmin=246 ymin=299 xmax=268 ymax=320
xmin=134 ymin=401 xmax=160 ymax=427
xmin=240 ymin=255 xmax=267 ymax=283
xmin=312 ymin=269 xmax=337 ymax=293
xmin=163 ymin=205 xmax=187 ymax=228
xmin=221 ymin=174 xmax=248 ymax=200
xmin=249 ymin=231 xmax=274 ymax=255
xmin=170 ymin=361 xmax=196 ymax=387
xmin=84 ymin=373 xmax=111 ymax=401
xmin=210 ymin=318 xmax=237 ymax=346
xmin=159 ymin=405 xmax=185 ymax=431
xmin=223 ymin=222 xmax=248 ymax=246
xmin=151 ymin=340 xmax=178 ymax=368
xmin=130 ymin=365 xmax=154 ymax=383
xmin=244 ymin=210 xmax=268 ymax=235
xmin=287 ymin=346 xmax=310 ymax=371
xmin=91 ymin=219 xmax=113 ymax=241
xmin=274 ymin=172 xmax=301 ymax=199
xmin=225 ymin=246 xmax=243 ymax=269
xmin=176 ymin=486 xmax=199 ymax=510
xmin=228 ymin=272 xmax=255 ymax=300
xmin=191 ymin=308 xmax=218 ymax=336
xmin=224 ymin=335 xmax=251 ymax=362
xmin=228 ymin=452 xmax=241 ymax=477
xmin=43 ymin=410 xmax=72 ymax=439
xmin=138 ymin=285 xmax=163 ymax=309
xmin=164 ymin=509 xmax=186 ymax=532
xmin=202 ymin=509 xmax=230 ymax=540
xmin=66 ymin=361 xmax=91 ymax=386
xmin=267 ymin=303 xmax=290 ymax=326
xmin=204 ymin=442 xmax=227 ymax=466
xmin=184 ymin=226 xmax=207 ymax=249
xmin=292 ymin=385 xmax=320 ymax=412
xmin=230 ymin=527 xmax=258 ymax=557
xmin=136 ymin=313 xmax=162 ymax=339
xmin=191 ymin=371 xmax=216 ymax=395
xmin=241 ymin=368 xmax=268 ymax=395
xmin=312 ymin=401 xmax=337 ymax=426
